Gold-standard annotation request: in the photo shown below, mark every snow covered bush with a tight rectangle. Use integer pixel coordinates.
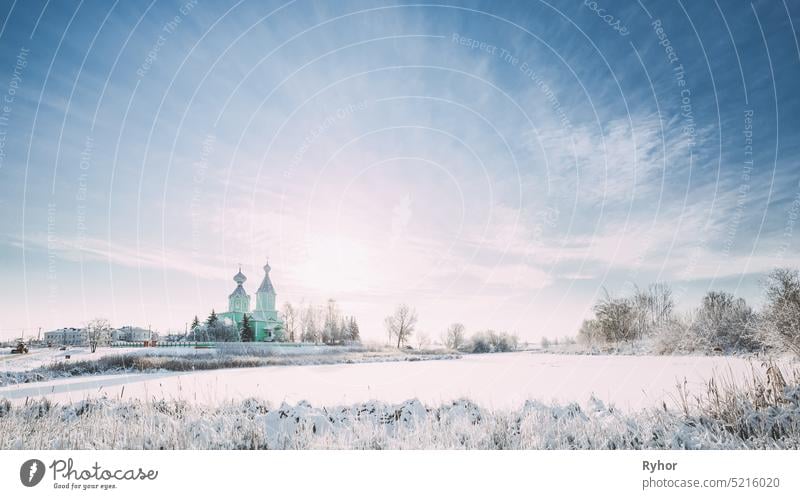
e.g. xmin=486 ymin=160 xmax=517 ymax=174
xmin=577 ymin=319 xmax=602 ymax=347
xmin=593 ymin=293 xmax=638 ymax=342
xmin=761 ymin=268 xmax=800 ymax=356
xmin=651 ymin=315 xmax=694 ymax=354
xmin=688 ymin=291 xmax=760 ymax=353
xmin=464 ymin=330 xmax=519 ymax=353
xmin=589 ymin=284 xmax=676 ymax=345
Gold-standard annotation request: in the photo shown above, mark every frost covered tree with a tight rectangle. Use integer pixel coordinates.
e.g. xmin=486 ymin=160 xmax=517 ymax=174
xmin=762 ymin=268 xmax=800 ymax=355
xmin=631 ymin=283 xmax=675 ymax=337
xmin=281 ymin=303 xmax=297 ymax=342
xmin=577 ymin=319 xmax=602 ymax=347
xmin=272 ymin=324 xmax=285 ymax=342
xmin=470 ymin=331 xmax=492 ymax=353
xmin=322 ymin=299 xmax=342 ymax=345
xmin=206 ymin=309 xmax=219 ymax=327
xmin=385 ymin=304 xmax=417 ymax=348
xmin=416 ymin=332 xmax=430 ymax=350
xmin=689 ymin=291 xmax=758 ymax=352
xmin=86 ymin=318 xmax=111 ymax=353
xmin=300 ymin=303 xmax=321 ymax=343
xmin=468 ymin=330 xmax=518 ymax=353
xmin=444 ymin=323 xmax=466 ymax=350
xmin=593 ymin=291 xmax=637 ymax=342
xmin=189 ymin=324 xmax=208 ymax=342
xmin=339 ymin=318 xmax=348 ymax=344
xmin=346 ymin=316 xmax=361 ymax=343
xmin=209 ymin=320 xmax=238 ymax=342
xmin=191 ymin=315 xmax=200 ymax=332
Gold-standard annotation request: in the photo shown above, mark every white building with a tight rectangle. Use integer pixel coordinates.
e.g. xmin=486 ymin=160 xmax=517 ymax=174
xmin=113 ymin=326 xmax=152 ymax=342
xmin=44 ymin=327 xmax=87 ymax=346
xmin=44 ymin=325 xmax=152 ymax=346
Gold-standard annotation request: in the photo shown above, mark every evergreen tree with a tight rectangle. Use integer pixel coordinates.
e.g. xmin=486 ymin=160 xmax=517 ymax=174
xmin=206 ymin=309 xmax=218 ymax=327
xmin=348 ymin=316 xmax=361 ymax=343
xmin=322 ymin=299 xmax=341 ymax=345
xmin=240 ymin=314 xmax=254 ymax=342
xmin=338 ymin=318 xmax=347 ymax=344
xmin=191 ymin=315 xmax=200 ymax=331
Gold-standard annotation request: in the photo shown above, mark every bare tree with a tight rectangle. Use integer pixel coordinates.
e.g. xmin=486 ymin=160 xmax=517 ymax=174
xmin=385 ymin=304 xmax=417 ymax=348
xmin=632 ymin=283 xmax=675 ymax=337
xmin=85 ymin=318 xmax=111 ymax=353
xmin=282 ymin=302 xmax=298 ymax=342
xmin=416 ymin=332 xmax=430 ymax=350
xmin=444 ymin=322 xmax=466 ymax=350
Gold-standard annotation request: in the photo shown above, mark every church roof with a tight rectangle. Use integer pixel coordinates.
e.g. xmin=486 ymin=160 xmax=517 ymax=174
xmin=229 ymin=284 xmax=248 ymax=298
xmin=257 ymin=262 xmax=276 ymax=294
xmin=233 ymin=268 xmax=247 ymax=284
xmin=250 ymin=310 xmax=281 ymax=324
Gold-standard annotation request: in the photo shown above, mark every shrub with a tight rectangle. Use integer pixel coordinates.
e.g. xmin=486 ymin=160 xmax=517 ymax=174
xmin=465 ymin=331 xmax=519 ymax=353
xmin=469 ymin=332 xmax=492 ymax=353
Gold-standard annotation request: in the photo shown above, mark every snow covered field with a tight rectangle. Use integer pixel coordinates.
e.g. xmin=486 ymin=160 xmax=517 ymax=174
xmin=0 ymin=351 xmax=780 ymax=411
xmin=0 ymin=347 xmax=129 ymax=372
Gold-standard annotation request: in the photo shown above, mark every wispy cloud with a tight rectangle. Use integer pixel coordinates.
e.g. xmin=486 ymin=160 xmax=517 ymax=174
xmin=11 ymin=234 xmax=228 ymax=281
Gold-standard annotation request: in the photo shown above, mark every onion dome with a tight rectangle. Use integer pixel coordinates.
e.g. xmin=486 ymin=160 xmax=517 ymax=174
xmin=233 ymin=267 xmax=247 ymax=284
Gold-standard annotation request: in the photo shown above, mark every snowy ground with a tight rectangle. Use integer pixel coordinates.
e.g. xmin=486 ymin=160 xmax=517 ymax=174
xmin=0 ymin=346 xmax=149 ymax=372
xmin=0 ymin=351 xmax=782 ymax=411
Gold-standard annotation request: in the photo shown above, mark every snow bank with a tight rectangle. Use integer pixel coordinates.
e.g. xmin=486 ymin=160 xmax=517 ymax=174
xmin=2 ymin=384 xmax=799 ymax=450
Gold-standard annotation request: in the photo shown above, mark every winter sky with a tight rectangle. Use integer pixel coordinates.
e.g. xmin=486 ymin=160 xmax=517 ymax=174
xmin=0 ymin=0 xmax=799 ymax=340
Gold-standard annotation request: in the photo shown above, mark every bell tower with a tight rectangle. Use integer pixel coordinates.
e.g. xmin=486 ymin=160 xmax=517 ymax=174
xmin=255 ymin=261 xmax=277 ymax=314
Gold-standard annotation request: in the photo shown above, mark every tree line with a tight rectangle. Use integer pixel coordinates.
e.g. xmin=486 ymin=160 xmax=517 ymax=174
xmin=285 ymin=299 xmax=361 ymax=344
xmin=383 ymin=303 xmax=519 ymax=353
xmin=577 ymin=267 xmax=800 ymax=355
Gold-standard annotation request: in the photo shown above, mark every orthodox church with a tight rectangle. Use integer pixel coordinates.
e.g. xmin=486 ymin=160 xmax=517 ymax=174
xmin=219 ymin=261 xmax=284 ymax=341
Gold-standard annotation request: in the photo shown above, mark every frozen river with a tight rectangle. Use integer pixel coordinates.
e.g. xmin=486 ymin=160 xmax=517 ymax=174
xmin=0 ymin=351 xmax=776 ymax=411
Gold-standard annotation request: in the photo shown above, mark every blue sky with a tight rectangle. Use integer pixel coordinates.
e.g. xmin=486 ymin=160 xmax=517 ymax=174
xmin=0 ymin=0 xmax=799 ymax=341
